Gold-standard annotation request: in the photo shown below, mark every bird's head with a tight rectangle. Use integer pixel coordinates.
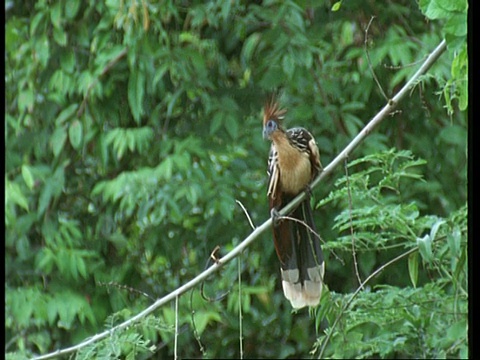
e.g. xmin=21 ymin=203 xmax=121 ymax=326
xmin=263 ymin=97 xmax=286 ymax=140
xmin=263 ymin=119 xmax=279 ymax=140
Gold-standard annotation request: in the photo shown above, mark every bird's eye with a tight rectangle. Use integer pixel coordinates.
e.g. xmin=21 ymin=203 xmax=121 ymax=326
xmin=267 ymin=120 xmax=276 ymax=129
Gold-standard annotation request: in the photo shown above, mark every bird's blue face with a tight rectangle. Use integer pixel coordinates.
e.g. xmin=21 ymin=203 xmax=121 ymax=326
xmin=263 ymin=119 xmax=278 ymax=140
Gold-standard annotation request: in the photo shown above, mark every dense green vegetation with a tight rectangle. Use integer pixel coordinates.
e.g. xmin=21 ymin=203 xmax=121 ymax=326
xmin=5 ymin=0 xmax=467 ymax=358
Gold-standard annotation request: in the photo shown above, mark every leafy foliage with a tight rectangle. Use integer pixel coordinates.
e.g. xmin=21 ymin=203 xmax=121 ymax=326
xmin=312 ymin=150 xmax=467 ymax=358
xmin=419 ymin=0 xmax=468 ymax=114
xmin=5 ymin=0 xmax=467 ymax=359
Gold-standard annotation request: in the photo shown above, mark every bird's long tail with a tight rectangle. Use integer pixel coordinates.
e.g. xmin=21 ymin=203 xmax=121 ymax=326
xmin=272 ymin=198 xmax=325 ymax=309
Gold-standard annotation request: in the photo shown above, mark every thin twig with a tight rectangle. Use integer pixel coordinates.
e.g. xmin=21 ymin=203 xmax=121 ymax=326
xmin=174 ymin=295 xmax=179 ymax=360
xmin=364 ymin=16 xmax=389 ymax=102
xmin=189 ymin=289 xmax=206 ymax=356
xmin=317 ymin=247 xmax=418 ymax=358
xmin=236 ymin=200 xmax=256 ymax=230
xmin=209 ymin=245 xmax=221 ymax=264
xmin=238 ymin=256 xmax=244 ymax=359
xmin=277 ymin=215 xmax=322 ymax=242
xmin=30 ymin=39 xmax=447 ymax=360
xmin=234 ymin=196 xmax=255 ymax=358
xmin=201 ymin=246 xmax=230 ymax=302
xmin=383 ymin=56 xmax=426 ymax=70
xmin=344 ymin=159 xmax=363 ymax=288
xmin=97 ymin=281 xmax=155 ymax=301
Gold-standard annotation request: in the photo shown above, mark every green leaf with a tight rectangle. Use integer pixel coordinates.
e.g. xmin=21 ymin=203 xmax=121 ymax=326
xmin=166 ymin=89 xmax=183 ymax=119
xmin=6 ymin=179 xmax=30 ymax=212
xmin=457 ymin=81 xmax=468 ymax=111
xmin=50 ymin=126 xmax=68 ymax=157
xmin=78 ymin=71 xmax=94 ymax=96
xmin=18 ymin=88 xmax=35 ymax=113
xmin=34 ymin=35 xmax=51 ymax=68
xmin=7 ymin=288 xmax=36 ymax=327
xmin=65 ymin=0 xmax=81 ymax=19
xmin=192 ymin=311 xmax=222 ymax=335
xmin=128 ymin=69 xmax=145 ymax=124
xmin=50 ymin=2 xmax=62 ymax=28
xmin=446 ymin=319 xmax=467 ymax=343
xmin=35 ymin=248 xmax=55 ymax=274
xmin=447 ymin=226 xmax=461 ymax=257
xmin=408 ymin=252 xmax=419 ymax=288
xmin=112 ymin=134 xmax=128 ymax=160
xmin=44 ymin=295 xmax=58 ymax=326
xmin=56 ymin=291 xmax=82 ymax=329
xmin=225 ymin=114 xmax=239 ymax=139
xmin=448 ymin=45 xmax=468 ymax=111
xmin=53 ymin=27 xmax=67 ymax=46
xmin=77 ymin=256 xmax=87 ymax=279
xmin=68 ymin=119 xmax=83 ymax=150
xmin=55 ymin=104 xmax=78 ymax=125
xmin=60 ymin=51 xmax=76 ymax=73
xmin=331 ymin=1 xmax=342 ymax=11
xmin=241 ymin=33 xmax=260 ymax=63
xmin=157 ymin=157 xmax=173 ymax=180
xmin=37 ymin=166 xmax=65 ymax=216
xmin=429 ymin=218 xmax=445 ymax=241
xmin=417 ymin=234 xmax=433 ymax=263
xmin=30 ymin=11 xmax=46 ymax=36
xmin=22 ymin=165 xmax=35 ymax=190
xmin=69 ymin=252 xmax=79 ymax=281
xmin=444 ymin=12 xmax=467 ymax=37
xmin=210 ymin=112 xmax=224 ymax=135
xmin=38 ymin=183 xmax=54 ymax=216
xmin=282 ymin=53 xmax=295 ymax=79
xmin=126 ymin=130 xmax=135 ymax=152
xmin=420 ymin=0 xmax=450 ymax=19
xmin=438 ymin=125 xmax=466 ymax=146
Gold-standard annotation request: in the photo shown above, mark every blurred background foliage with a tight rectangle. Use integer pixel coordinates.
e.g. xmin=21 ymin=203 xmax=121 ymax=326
xmin=5 ymin=0 xmax=467 ymax=358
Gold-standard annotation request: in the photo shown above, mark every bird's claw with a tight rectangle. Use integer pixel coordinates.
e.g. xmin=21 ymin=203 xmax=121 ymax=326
xmin=270 ymin=208 xmax=281 ymax=226
xmin=304 ymin=184 xmax=313 ymax=198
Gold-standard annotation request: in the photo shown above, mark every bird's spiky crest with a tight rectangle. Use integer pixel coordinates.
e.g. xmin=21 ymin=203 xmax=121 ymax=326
xmin=263 ymin=96 xmax=287 ymax=126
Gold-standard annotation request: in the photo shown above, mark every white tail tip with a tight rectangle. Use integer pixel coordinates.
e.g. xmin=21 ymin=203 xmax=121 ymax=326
xmin=281 ymin=263 xmax=325 ymax=309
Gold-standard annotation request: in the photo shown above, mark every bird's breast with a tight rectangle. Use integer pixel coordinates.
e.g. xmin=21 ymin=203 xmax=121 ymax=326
xmin=277 ymin=148 xmax=312 ymax=195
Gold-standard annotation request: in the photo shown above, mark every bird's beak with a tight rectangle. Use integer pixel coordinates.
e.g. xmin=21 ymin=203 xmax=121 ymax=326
xmin=263 ymin=127 xmax=270 ymax=140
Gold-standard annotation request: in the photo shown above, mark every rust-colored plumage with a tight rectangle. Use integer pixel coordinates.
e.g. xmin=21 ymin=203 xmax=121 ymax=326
xmin=262 ymin=97 xmax=325 ymax=309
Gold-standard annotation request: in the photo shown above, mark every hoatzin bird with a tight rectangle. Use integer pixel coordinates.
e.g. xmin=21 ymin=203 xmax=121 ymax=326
xmin=262 ymin=98 xmax=325 ymax=309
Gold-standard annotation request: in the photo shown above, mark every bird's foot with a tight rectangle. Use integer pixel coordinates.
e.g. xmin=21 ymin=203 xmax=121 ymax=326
xmin=304 ymin=184 xmax=313 ymax=198
xmin=270 ymin=208 xmax=282 ymax=226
